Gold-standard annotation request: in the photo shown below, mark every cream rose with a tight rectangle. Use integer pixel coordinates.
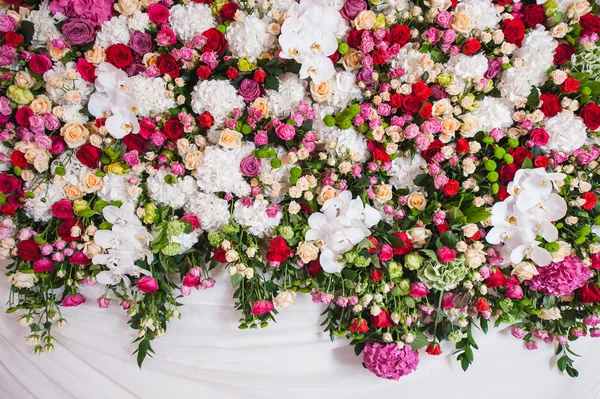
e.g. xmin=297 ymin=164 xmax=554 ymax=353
xmin=374 ymin=184 xmax=393 ymax=205
xmin=61 ymin=122 xmax=90 ymax=148
xmin=354 ymin=10 xmax=376 ymax=30
xmin=85 ymin=45 xmax=106 ymax=65
xmin=184 ymin=150 xmax=203 ymax=170
xmin=64 ymin=184 xmax=83 ymax=200
xmin=310 ymin=79 xmax=335 ymax=103
xmin=10 ymin=272 xmax=37 ymax=289
xmin=452 ymin=11 xmax=471 ymax=33
xmin=83 ymin=241 xmax=103 ymax=258
xmin=274 ymin=290 xmax=297 ymax=308
xmin=406 ymin=192 xmax=427 ymax=211
xmin=14 ymin=71 xmax=35 ymax=88
xmin=297 ymin=242 xmax=319 ymax=263
xmin=318 ymin=185 xmax=339 ymax=205
xmin=342 ymin=49 xmax=363 ymax=70
xmin=511 ymin=261 xmax=539 ymax=280
xmin=81 ymin=172 xmax=104 ymax=193
xmin=218 ymin=129 xmax=243 ymax=149
xmin=115 ymin=0 xmax=142 ymax=16
xmin=251 ymin=97 xmax=269 ymax=117
xmin=30 ymin=95 xmax=51 ymax=115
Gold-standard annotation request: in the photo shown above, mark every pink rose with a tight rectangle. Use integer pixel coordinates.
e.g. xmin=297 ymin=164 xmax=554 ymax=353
xmin=33 ymin=257 xmax=54 ymax=273
xmin=62 ymin=293 xmax=86 ymax=307
xmin=410 ymin=282 xmax=429 ymax=298
xmin=97 ymin=297 xmax=111 ymax=308
xmin=51 ymin=199 xmax=74 ymax=219
xmin=437 ymin=246 xmax=457 ymax=263
xmin=379 ymin=244 xmax=393 ymax=261
xmin=137 ymin=276 xmax=159 ymax=294
xmin=275 ymin=123 xmax=296 ymax=141
xmin=442 ymin=292 xmax=455 ymax=308
xmin=250 ymin=299 xmax=275 ymax=315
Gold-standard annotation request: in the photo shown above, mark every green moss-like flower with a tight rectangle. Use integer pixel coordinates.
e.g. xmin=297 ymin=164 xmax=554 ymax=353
xmin=208 ymin=231 xmax=224 ymax=247
xmin=354 ymin=255 xmax=371 ymax=268
xmin=278 ymin=225 xmax=294 ymax=240
xmin=572 ymin=46 xmax=600 ymax=81
xmin=417 ymin=253 xmax=468 ymax=291
xmin=143 ymin=203 xmax=157 ymax=225
xmin=166 ymin=220 xmax=186 ymax=237
xmin=161 ymin=242 xmax=180 ymax=256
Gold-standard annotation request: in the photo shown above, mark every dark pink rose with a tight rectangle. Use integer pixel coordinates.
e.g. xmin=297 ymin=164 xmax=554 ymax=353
xmin=240 ymin=155 xmax=260 ymax=177
xmin=33 ymin=257 xmax=54 ymax=273
xmin=62 ymin=293 xmax=86 ymax=307
xmin=29 ymin=54 xmax=52 ymax=75
xmin=70 ymin=251 xmax=91 ymax=266
xmin=137 ymin=276 xmax=159 ymax=294
xmin=250 ymin=299 xmax=275 ymax=315
xmin=409 ymin=282 xmax=429 ymax=298
xmin=51 ymin=199 xmax=74 ymax=219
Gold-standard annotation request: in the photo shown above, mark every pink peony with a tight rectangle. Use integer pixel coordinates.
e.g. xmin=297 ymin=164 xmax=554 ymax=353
xmin=363 ymin=342 xmax=419 ymax=380
xmin=526 ymin=256 xmax=590 ymax=297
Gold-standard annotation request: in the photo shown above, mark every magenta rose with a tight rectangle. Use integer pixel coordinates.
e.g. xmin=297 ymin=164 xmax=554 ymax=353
xmin=51 ymin=199 xmax=74 ymax=219
xmin=275 ymin=123 xmax=296 ymax=141
xmin=62 ymin=293 xmax=86 ymax=307
xmin=238 ymin=78 xmax=261 ymax=102
xmin=409 ymin=282 xmax=429 ymax=298
xmin=148 ymin=3 xmax=170 ymax=24
xmin=240 ymin=155 xmax=260 ymax=177
xmin=70 ymin=251 xmax=91 ymax=266
xmin=29 ymin=54 xmax=53 ymax=75
xmin=250 ymin=299 xmax=275 ymax=315
xmin=341 ymin=0 xmax=367 ymax=20
xmin=530 ymin=128 xmax=549 ymax=146
xmin=33 ymin=257 xmax=54 ymax=273
xmin=137 ymin=276 xmax=159 ymax=294
xmin=61 ymin=18 xmax=96 ymax=45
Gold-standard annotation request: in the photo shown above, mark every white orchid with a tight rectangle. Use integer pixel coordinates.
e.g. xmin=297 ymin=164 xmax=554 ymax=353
xmin=88 ymin=62 xmax=140 ymax=139
xmin=306 ymin=191 xmax=380 ymax=273
xmin=487 ymin=168 xmax=567 ymax=267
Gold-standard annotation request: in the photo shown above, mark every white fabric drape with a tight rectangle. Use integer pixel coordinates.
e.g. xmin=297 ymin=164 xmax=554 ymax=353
xmin=2 ymin=266 xmax=600 ymax=399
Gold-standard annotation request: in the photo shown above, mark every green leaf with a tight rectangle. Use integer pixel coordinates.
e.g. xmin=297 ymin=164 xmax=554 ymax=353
xmin=265 ymin=75 xmax=279 ymax=91
xmin=526 ymin=88 xmax=540 ymax=110
xmin=409 ymin=330 xmax=429 ymax=350
xmin=558 ymin=356 xmax=567 ymax=372
xmin=20 ymin=21 xmax=34 ymax=44
xmin=462 ymin=204 xmax=492 ymax=224
xmin=230 ymin=273 xmax=243 ymax=287
xmin=521 ymin=157 xmax=533 ymax=169
xmin=440 ymin=231 xmax=459 ymax=248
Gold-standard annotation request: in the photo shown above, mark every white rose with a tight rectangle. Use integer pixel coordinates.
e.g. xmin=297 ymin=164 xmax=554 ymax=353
xmin=274 ymin=290 xmax=297 ymax=308
xmin=10 ymin=272 xmax=37 ymax=289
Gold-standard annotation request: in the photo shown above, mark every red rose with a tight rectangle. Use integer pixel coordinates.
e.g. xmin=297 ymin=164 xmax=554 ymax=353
xmin=76 ymin=58 xmax=96 ymax=82
xmin=524 ymin=4 xmax=546 ymax=28
xmin=0 ymin=173 xmax=21 ymax=194
xmin=498 ymin=163 xmax=518 ymax=183
xmin=553 ymin=43 xmax=574 ymax=65
xmin=580 ymin=282 xmax=600 ymax=303
xmin=401 ymin=94 xmax=423 ymax=114
xmin=580 ymin=102 xmax=600 ymax=131
xmin=426 ymin=343 xmax=442 ymax=356
xmin=10 ymin=150 xmax=28 ymax=169
xmin=147 ymin=3 xmax=170 ymax=24
xmin=17 ymin=239 xmax=42 ymax=262
xmin=437 ymin=222 xmax=450 ymax=235
xmin=196 ymin=65 xmax=212 ymax=80
xmin=372 ymin=144 xmax=391 ymax=163
xmin=421 ymin=139 xmax=443 ymax=163
xmin=442 ymin=179 xmax=459 ymax=197
xmin=307 ymin=259 xmax=322 ymax=277
xmin=51 ymin=199 xmax=74 ymax=219
xmin=560 ymin=77 xmax=580 ymax=94
xmin=226 ymin=67 xmax=239 ymax=80
xmin=370 ymin=268 xmax=383 ymax=281
xmin=371 ymin=309 xmax=393 ymax=328
xmin=582 ymin=192 xmax=597 ymax=211
xmin=349 ymin=318 xmax=369 ymax=333
xmin=534 ymin=156 xmax=550 ymax=168
xmin=508 ymin=147 xmax=532 ymax=166
xmin=346 ymin=29 xmax=363 ymax=49
xmin=462 ymin=38 xmax=481 ymax=55
xmin=105 ymin=44 xmax=134 ymax=69
xmin=219 ymin=2 xmax=239 ymax=20
xmin=76 ymin=144 xmax=103 ymax=169
xmin=389 ymin=93 xmax=403 ymax=108
xmin=4 ymin=32 xmax=24 ymax=48
xmin=420 ymin=102 xmax=432 ymax=119
xmin=136 ymin=276 xmax=159 ymax=294
xmin=497 ymin=185 xmax=509 ymax=201
xmin=392 ymin=231 xmax=413 ymax=255
xmin=502 ymin=18 xmax=525 ymax=47
xmin=57 ymin=218 xmax=83 ymax=242
xmin=266 ymin=236 xmax=294 ymax=264
xmin=254 ymin=69 xmax=266 ymax=83
xmin=123 ymin=133 xmax=147 ymax=152
xmin=15 ymin=106 xmax=33 ymax=127
xmin=29 ymin=54 xmax=52 ymax=75
xmin=475 ymin=297 xmax=490 ymax=312
xmin=372 ymin=50 xmax=387 ymax=65
xmin=456 ymin=138 xmax=469 ymax=155
xmin=203 ymin=28 xmax=227 ymax=56
xmin=213 ymin=248 xmax=228 ymax=263
xmin=412 ymin=81 xmax=432 ymax=101
xmin=485 ymin=268 xmax=507 ymax=288
xmin=580 ymin=13 xmax=600 ymax=35
xmin=539 ymin=93 xmax=561 ymax=117
xmin=157 ymin=53 xmax=180 ymax=78
xmin=390 ymin=25 xmax=410 ymax=46
xmin=197 ymin=112 xmax=213 ymax=128
xmin=162 ymin=117 xmax=184 ymax=140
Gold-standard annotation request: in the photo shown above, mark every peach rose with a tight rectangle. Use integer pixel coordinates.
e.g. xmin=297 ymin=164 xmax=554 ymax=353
xmin=218 ymin=129 xmax=243 ymax=149
xmin=61 ymin=122 xmax=90 ymax=148
xmin=406 ymin=192 xmax=427 ymax=211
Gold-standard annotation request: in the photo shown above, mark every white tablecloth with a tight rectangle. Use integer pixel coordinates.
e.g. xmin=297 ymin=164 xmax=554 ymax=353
xmin=2 ymin=266 xmax=600 ymax=399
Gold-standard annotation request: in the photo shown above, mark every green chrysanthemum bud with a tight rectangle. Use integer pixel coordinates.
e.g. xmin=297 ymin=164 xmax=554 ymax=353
xmin=208 ymin=231 xmax=224 ymax=247
xmin=494 ymin=147 xmax=506 ymax=159
xmin=484 ymin=160 xmax=497 ymax=171
xmin=323 ymin=115 xmax=336 ymax=127
xmin=545 ymin=242 xmax=560 ymax=252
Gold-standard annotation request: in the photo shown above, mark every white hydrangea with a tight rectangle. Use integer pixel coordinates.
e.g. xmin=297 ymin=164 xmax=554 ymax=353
xmin=317 ymin=125 xmax=369 ymax=162
xmin=184 ymin=193 xmax=230 ymax=232
xmin=95 ymin=15 xmax=131 ymax=48
xmin=448 ymin=53 xmax=488 ymax=81
xmin=471 ymin=97 xmax=514 ymax=132
xmin=146 ymin=168 xmax=196 ymax=209
xmin=226 ymin=14 xmax=275 ymax=61
xmin=0 ymin=143 xmax=10 ymax=172
xmin=127 ymin=11 xmax=151 ymax=31
xmin=498 ymin=68 xmax=534 ymax=103
xmin=172 ymin=230 xmax=201 ymax=254
xmin=544 ymin=111 xmax=588 ymax=154
xmin=51 ymin=154 xmax=90 ymax=189
xmin=312 ymin=71 xmax=363 ymax=114
xmin=26 ymin=2 xmax=62 ymax=48
xmin=195 ymin=143 xmax=254 ymax=197
xmin=130 ymin=75 xmax=176 ymax=117
xmin=44 ymin=62 xmax=94 ymax=106
xmin=168 ymin=3 xmax=216 ymax=42
xmin=23 ymin=183 xmax=64 ymax=222
xmin=388 ymin=154 xmax=427 ymax=190
xmin=191 ymin=80 xmax=245 ymax=129
xmin=98 ymin=173 xmax=140 ymax=204
xmin=58 ymin=105 xmax=89 ymax=124
xmin=454 ymin=0 xmax=500 ymax=32
xmin=233 ymin=199 xmax=283 ymax=238
xmin=392 ymin=47 xmax=430 ymax=82
xmin=266 ymin=73 xmax=309 ymax=117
